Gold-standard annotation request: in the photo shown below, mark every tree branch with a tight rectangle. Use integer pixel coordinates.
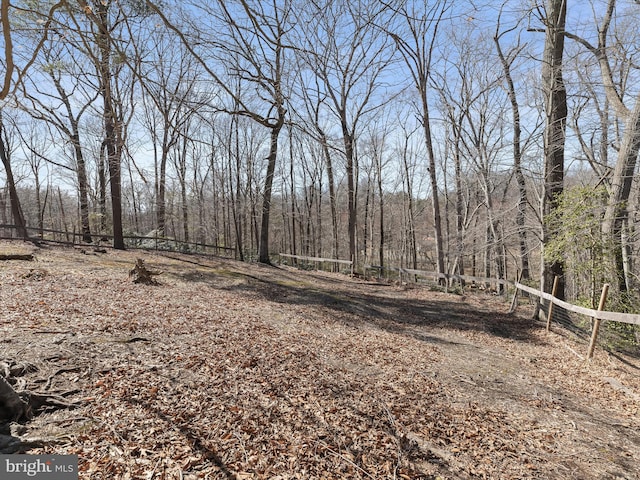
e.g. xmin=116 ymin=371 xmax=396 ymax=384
xmin=7 ymin=1 xmax=66 ymax=99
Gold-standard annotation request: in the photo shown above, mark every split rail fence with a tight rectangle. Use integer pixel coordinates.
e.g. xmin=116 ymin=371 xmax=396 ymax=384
xmin=1 ymin=222 xmax=637 ymax=359
xmin=278 ymin=253 xmax=354 ymax=274
xmin=278 ymin=253 xmax=640 ymax=359
xmin=0 ymin=224 xmax=235 ymax=257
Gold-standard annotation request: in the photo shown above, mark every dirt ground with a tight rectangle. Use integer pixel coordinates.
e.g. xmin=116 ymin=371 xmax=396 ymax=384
xmin=1 ymin=240 xmax=639 ymax=479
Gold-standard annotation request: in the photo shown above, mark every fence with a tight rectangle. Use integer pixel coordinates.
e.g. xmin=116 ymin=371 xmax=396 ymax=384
xmin=0 ymin=224 xmax=236 ymax=258
xmin=279 ymin=254 xmax=640 ymax=359
xmin=512 ymin=280 xmax=640 ymax=358
xmin=278 ymin=253 xmax=354 ymax=274
xmin=394 ymin=267 xmax=510 ymax=291
xmin=2 ymin=226 xmax=637 ymax=358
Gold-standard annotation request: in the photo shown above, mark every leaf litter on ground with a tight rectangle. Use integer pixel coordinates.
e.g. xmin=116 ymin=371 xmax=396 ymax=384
xmin=1 ymin=240 xmax=639 ymax=479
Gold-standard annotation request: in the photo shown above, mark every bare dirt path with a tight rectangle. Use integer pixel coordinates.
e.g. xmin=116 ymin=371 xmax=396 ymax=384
xmin=1 ymin=241 xmax=639 ymax=479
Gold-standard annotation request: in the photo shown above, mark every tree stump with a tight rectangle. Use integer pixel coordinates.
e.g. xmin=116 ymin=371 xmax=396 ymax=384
xmin=129 ymin=258 xmax=162 ymax=285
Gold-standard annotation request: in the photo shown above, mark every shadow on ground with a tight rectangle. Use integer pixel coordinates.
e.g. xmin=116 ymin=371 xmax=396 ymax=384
xmin=215 ymin=265 xmax=542 ymax=345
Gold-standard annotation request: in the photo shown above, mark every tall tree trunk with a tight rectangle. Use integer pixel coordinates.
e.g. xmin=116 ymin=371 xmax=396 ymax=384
xmin=58 ymin=186 xmax=68 ymax=241
xmin=177 ymin=135 xmax=190 ymax=244
xmin=129 ymin=161 xmax=141 ymax=234
xmin=400 ymin=132 xmax=417 ymax=271
xmin=50 ymin=70 xmax=93 ymax=243
xmin=421 ymin=92 xmax=446 ymax=281
xmin=0 ymin=115 xmax=27 ymax=239
xmin=342 ymin=122 xmax=357 ymax=266
xmin=196 ymin=176 xmax=205 ymax=246
xmin=541 ymin=0 xmax=567 ymax=299
xmin=453 ymin=137 xmax=465 ymax=277
xmin=32 ymin=163 xmax=44 ymax=238
xmin=485 ymin=222 xmax=492 ymax=280
xmin=377 ymin=160 xmax=384 ymax=269
xmin=98 ymin=141 xmax=107 ymax=234
xmin=0 ymin=189 xmax=7 ymax=226
xmin=72 ymin=130 xmax=93 ymax=243
xmin=95 ymin=0 xmax=124 ymax=250
xmin=258 ymin=119 xmax=284 ymax=264
xmin=481 ymin=169 xmax=505 ymax=288
xmin=494 ymin=33 xmax=529 ymax=280
xmin=317 ymin=181 xmax=323 ymax=258
xmin=157 ymin=135 xmax=168 ymax=237
xmin=363 ymin=178 xmax=371 ymax=264
xmin=407 ymin=185 xmax=417 ymax=271
xmin=227 ymin=120 xmax=244 ymax=261
xmin=601 ymin=92 xmax=640 ymax=292
xmin=321 ymin=136 xmax=339 ymax=264
xmin=289 ymin=135 xmax=297 ymax=258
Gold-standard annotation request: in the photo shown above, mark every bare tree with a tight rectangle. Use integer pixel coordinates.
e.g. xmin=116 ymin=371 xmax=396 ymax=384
xmin=292 ymin=69 xmax=341 ymax=262
xmin=494 ymin=9 xmax=531 ymax=281
xmin=358 ymin=125 xmax=382 ymax=267
xmin=138 ymin=32 xmax=199 ymax=238
xmin=1 ymin=0 xmax=65 ymax=101
xmin=454 ymin=38 xmax=509 ymax=286
xmin=367 ymin=121 xmax=392 ymax=269
xmin=388 ymin=0 xmax=450 ymax=282
xmin=223 ymin=111 xmax=252 ymax=261
xmin=148 ymin=0 xmax=291 ymax=263
xmin=0 ymin=110 xmax=27 ymax=238
xmin=17 ymin=38 xmax=98 ymax=243
xmin=396 ymin=118 xmax=421 ymax=271
xmin=0 ymin=0 xmax=71 ymax=241
xmin=18 ymin=120 xmax=52 ymax=238
xmin=58 ymin=0 xmax=130 ymax=249
xmin=297 ymin=0 xmax=396 ymax=266
xmin=171 ymin=113 xmax=197 ymax=244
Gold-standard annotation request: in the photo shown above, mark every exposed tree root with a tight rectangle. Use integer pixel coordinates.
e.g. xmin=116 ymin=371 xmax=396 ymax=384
xmin=1 ymin=361 xmax=80 ymax=423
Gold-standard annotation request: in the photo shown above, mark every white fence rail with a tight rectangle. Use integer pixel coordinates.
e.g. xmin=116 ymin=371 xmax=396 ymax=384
xmin=514 ymin=281 xmax=640 ymax=326
xmin=278 ymin=253 xmax=354 ymax=273
xmin=280 ymin=257 xmax=640 ymax=358
xmin=384 ymin=264 xmax=640 ymax=327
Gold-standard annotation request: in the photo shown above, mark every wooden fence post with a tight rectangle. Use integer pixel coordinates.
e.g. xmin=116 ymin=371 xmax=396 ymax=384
xmin=587 ymin=283 xmax=610 ymax=360
xmin=546 ymin=276 xmax=559 ymax=332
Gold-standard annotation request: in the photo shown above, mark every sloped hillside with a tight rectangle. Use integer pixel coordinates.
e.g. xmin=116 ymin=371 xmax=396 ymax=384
xmin=1 ymin=241 xmax=639 ymax=479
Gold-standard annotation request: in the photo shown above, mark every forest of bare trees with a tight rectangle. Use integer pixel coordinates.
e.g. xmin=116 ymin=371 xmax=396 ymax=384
xmin=1 ymin=0 xmax=640 ymax=313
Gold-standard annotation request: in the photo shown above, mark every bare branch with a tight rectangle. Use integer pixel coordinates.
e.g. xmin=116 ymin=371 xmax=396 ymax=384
xmin=5 ymin=1 xmax=66 ymax=100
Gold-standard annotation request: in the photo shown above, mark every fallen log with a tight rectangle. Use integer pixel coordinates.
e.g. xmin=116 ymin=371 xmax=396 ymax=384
xmin=0 ymin=253 xmax=34 ymax=261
